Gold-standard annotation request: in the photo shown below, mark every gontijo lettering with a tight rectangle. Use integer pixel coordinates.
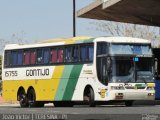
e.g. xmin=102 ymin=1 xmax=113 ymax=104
xmin=26 ymin=69 xmax=49 ymax=76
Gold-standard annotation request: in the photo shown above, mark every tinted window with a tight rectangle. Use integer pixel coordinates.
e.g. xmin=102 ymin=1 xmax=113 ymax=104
xmin=65 ymin=47 xmax=72 ymax=62
xmin=80 ymin=44 xmax=94 ymax=62
xmin=17 ymin=50 xmax=23 ymax=65
xmin=50 ymin=49 xmax=57 ymax=63
xmin=43 ymin=49 xmax=50 ymax=64
xmin=72 ymin=46 xmax=79 ymax=62
xmin=4 ymin=43 xmax=94 ymax=68
xmin=57 ymin=48 xmax=64 ymax=63
xmin=12 ymin=51 xmax=17 ymax=65
xmin=5 ymin=51 xmax=11 ymax=66
xmin=97 ymin=42 xmax=107 ymax=55
xmin=24 ymin=51 xmax=30 ymax=65
xmin=89 ymin=45 xmax=94 ymax=61
xmin=30 ymin=50 xmax=36 ymax=65
xmin=80 ymin=46 xmax=87 ymax=62
xmin=37 ymin=49 xmax=43 ymax=64
xmin=110 ymin=44 xmax=152 ymax=55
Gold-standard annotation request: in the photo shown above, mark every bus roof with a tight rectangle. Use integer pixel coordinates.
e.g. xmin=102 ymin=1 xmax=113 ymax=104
xmin=4 ymin=36 xmax=151 ymax=50
xmin=4 ymin=36 xmax=93 ymax=50
xmin=95 ymin=37 xmax=151 ymax=44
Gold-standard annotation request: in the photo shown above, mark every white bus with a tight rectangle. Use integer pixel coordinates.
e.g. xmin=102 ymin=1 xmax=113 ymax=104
xmin=2 ymin=37 xmax=155 ymax=107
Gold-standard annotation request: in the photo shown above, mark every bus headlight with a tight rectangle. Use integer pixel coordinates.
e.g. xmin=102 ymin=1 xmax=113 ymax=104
xmin=146 ymin=87 xmax=154 ymax=90
xmin=148 ymin=93 xmax=154 ymax=96
xmin=111 ymin=86 xmax=125 ymax=90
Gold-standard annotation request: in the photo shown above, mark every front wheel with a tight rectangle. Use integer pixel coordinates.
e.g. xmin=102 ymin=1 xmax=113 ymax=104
xmin=84 ymin=88 xmax=95 ymax=107
xmin=89 ymin=88 xmax=95 ymax=107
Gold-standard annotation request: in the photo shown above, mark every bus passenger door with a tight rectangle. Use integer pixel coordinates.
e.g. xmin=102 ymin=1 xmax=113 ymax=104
xmin=96 ymin=42 xmax=109 ymax=86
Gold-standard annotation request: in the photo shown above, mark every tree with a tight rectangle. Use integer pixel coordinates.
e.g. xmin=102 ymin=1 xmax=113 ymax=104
xmin=90 ymin=21 xmax=160 ymax=47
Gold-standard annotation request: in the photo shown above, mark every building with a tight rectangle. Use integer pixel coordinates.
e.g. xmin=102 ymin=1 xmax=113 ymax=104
xmin=77 ymin=0 xmax=160 ymax=27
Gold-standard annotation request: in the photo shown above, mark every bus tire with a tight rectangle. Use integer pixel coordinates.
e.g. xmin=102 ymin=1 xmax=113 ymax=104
xmin=18 ymin=89 xmax=29 ymax=108
xmin=84 ymin=87 xmax=95 ymax=107
xmin=89 ymin=88 xmax=95 ymax=107
xmin=125 ymin=101 xmax=134 ymax=107
xmin=27 ymin=88 xmax=37 ymax=108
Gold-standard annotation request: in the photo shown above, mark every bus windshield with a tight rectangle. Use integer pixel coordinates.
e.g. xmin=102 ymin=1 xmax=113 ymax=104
xmin=111 ymin=57 xmax=154 ymax=83
xmin=110 ymin=44 xmax=152 ymax=55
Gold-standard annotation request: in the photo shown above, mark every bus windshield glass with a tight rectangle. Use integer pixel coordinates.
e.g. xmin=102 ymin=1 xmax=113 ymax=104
xmin=111 ymin=57 xmax=154 ymax=83
xmin=111 ymin=58 xmax=134 ymax=83
xmin=110 ymin=44 xmax=152 ymax=55
xmin=136 ymin=58 xmax=153 ymax=83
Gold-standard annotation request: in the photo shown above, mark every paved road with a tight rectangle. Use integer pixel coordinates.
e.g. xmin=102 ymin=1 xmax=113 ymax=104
xmin=0 ymin=104 xmax=159 ymax=114
xmin=0 ymin=102 xmax=160 ymax=120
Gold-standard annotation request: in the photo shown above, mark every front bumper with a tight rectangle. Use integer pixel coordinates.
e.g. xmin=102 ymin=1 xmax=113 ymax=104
xmin=108 ymin=90 xmax=155 ymax=100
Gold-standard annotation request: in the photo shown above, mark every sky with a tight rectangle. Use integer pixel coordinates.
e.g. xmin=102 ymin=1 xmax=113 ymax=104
xmin=1 ymin=0 xmax=159 ymax=54
xmin=0 ymin=0 xmax=106 ymax=45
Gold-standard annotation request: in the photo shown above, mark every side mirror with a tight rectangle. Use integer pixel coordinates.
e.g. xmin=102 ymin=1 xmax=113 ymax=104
xmin=154 ymin=58 xmax=158 ymax=78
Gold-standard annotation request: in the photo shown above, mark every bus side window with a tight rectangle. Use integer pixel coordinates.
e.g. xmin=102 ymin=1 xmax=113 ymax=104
xmin=97 ymin=42 xmax=107 ymax=55
xmin=17 ymin=50 xmax=23 ymax=65
xmin=88 ymin=45 xmax=94 ymax=62
xmin=43 ymin=48 xmax=50 ymax=64
xmin=80 ymin=46 xmax=87 ymax=62
xmin=12 ymin=51 xmax=17 ymax=66
xmin=24 ymin=51 xmax=30 ymax=65
xmin=72 ymin=46 xmax=79 ymax=62
xmin=37 ymin=49 xmax=43 ymax=64
xmin=4 ymin=51 xmax=11 ymax=67
xmin=65 ymin=47 xmax=72 ymax=62
xmin=50 ymin=49 xmax=57 ymax=63
xmin=30 ymin=50 xmax=36 ymax=65
xmin=57 ymin=48 xmax=64 ymax=63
